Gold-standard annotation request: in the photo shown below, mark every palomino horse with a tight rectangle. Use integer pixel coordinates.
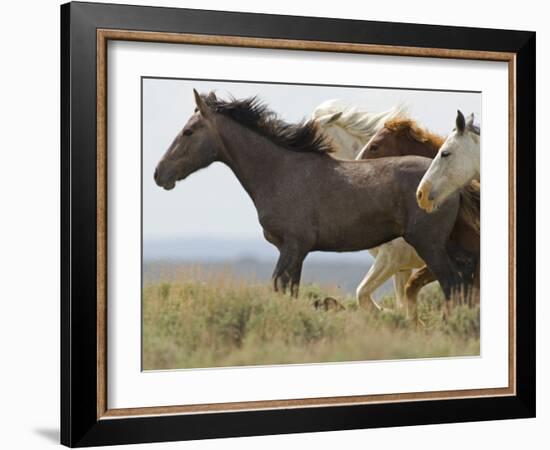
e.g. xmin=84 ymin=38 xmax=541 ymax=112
xmin=359 ymin=116 xmax=480 ymax=311
xmin=311 ymin=99 xmax=406 ymax=160
xmin=417 ymin=110 xmax=480 ymax=213
xmin=155 ymin=90 xmax=472 ymax=304
xmin=311 ymin=101 xmax=416 ymax=309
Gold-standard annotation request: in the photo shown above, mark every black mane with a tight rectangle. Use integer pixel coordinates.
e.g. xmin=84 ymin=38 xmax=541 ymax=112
xmin=202 ymin=93 xmax=333 ymax=154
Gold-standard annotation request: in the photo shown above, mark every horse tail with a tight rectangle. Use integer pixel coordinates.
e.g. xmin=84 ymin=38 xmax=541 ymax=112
xmin=458 ymin=180 xmax=480 ymax=235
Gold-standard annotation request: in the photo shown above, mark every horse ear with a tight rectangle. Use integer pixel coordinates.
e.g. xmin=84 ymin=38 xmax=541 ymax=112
xmin=317 ymin=111 xmax=342 ymax=125
xmin=466 ymin=112 xmax=475 ymax=129
xmin=456 ymin=110 xmax=466 ymax=134
xmin=327 ymin=111 xmax=343 ymax=124
xmin=193 ymin=89 xmax=211 ymax=118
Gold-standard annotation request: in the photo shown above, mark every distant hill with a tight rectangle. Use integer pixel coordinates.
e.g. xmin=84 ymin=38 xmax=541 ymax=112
xmin=143 ymin=237 xmax=374 ymax=264
xmin=143 ymin=258 xmax=393 ymax=298
xmin=143 ymin=237 xmax=396 ymax=298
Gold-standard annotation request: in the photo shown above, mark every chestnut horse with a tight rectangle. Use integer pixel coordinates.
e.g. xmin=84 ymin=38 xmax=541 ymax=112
xmin=359 ymin=116 xmax=480 ymax=310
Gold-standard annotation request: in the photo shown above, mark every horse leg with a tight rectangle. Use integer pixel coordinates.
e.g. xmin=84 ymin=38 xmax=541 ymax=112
xmin=405 ymin=266 xmax=435 ymax=322
xmin=272 ymin=243 xmax=306 ymax=297
xmin=356 ymin=249 xmax=397 ymax=311
xmin=289 ymin=257 xmax=305 ymax=298
xmin=472 ymin=260 xmax=480 ymax=306
xmin=403 ymin=236 xmax=462 ymax=321
xmin=272 ymin=251 xmax=291 ymax=293
xmin=425 ymin=254 xmax=460 ymax=301
xmin=425 ymin=255 xmax=461 ymax=320
xmin=446 ymin=243 xmax=478 ymax=306
xmin=468 ymin=256 xmax=480 ymax=306
xmin=393 ymin=270 xmax=412 ymax=310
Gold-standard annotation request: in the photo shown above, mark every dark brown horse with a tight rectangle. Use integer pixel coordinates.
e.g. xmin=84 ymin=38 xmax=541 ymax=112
xmin=359 ymin=117 xmax=480 ymax=307
xmin=154 ymin=91 xmax=475 ymax=302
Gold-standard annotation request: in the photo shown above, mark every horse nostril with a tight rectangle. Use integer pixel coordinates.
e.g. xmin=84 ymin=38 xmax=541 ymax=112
xmin=417 ymin=190 xmax=422 ymax=200
xmin=154 ymin=168 xmax=158 ymax=181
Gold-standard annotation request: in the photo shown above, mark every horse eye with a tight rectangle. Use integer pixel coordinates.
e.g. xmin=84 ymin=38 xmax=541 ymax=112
xmin=441 ymin=150 xmax=451 ymax=158
xmin=183 ymin=129 xmax=193 ymax=136
xmin=370 ymin=145 xmax=378 ymax=152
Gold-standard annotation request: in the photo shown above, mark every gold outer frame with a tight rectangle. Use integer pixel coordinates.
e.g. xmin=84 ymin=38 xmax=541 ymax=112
xmin=96 ymin=29 xmax=516 ymax=420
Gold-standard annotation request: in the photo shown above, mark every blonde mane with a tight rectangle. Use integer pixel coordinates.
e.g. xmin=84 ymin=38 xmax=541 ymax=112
xmin=312 ymin=99 xmax=408 ymax=143
xmin=384 ymin=117 xmax=445 ymax=149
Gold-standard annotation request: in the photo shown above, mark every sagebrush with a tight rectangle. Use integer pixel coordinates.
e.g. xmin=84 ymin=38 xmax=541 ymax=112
xmin=142 ymin=272 xmax=479 ymax=370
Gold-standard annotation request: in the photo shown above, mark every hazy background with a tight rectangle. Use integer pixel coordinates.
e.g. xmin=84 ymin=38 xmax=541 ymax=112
xmin=143 ymin=78 xmax=481 ymax=295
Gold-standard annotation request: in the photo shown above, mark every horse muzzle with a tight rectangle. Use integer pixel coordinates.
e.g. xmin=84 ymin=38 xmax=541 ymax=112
xmin=416 ymin=181 xmax=435 ymax=213
xmin=154 ymin=166 xmax=176 ymax=190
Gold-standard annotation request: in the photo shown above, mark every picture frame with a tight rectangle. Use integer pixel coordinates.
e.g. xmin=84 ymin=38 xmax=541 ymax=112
xmin=61 ymin=1 xmax=535 ymax=447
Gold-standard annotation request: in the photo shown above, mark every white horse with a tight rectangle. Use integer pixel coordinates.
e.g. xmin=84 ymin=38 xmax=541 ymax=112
xmin=417 ymin=110 xmax=480 ymax=213
xmin=312 ymin=99 xmax=407 ymax=160
xmin=311 ymin=100 xmax=423 ymax=311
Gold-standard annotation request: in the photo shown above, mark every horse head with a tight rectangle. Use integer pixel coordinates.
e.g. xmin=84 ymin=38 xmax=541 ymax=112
xmin=154 ymin=90 xmax=220 ymax=190
xmin=416 ymin=110 xmax=480 ymax=212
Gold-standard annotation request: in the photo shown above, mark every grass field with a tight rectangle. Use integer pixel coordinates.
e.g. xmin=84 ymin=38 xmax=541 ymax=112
xmin=142 ymin=269 xmax=480 ymax=370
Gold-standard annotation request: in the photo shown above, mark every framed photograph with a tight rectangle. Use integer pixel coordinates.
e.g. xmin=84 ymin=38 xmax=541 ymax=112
xmin=61 ymin=1 xmax=535 ymax=447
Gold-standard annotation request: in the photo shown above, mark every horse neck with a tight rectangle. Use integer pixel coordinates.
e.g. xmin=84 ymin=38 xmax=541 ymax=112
xmin=211 ymin=115 xmax=290 ymax=202
xmin=332 ymin=129 xmax=365 ymax=159
xmin=461 ymin=132 xmax=481 ymax=181
xmin=471 ymin=145 xmax=481 ymax=181
xmin=401 ymin=136 xmax=440 ymax=158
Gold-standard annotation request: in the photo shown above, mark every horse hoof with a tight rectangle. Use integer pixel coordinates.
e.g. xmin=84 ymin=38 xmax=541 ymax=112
xmin=368 ymin=300 xmax=384 ymax=312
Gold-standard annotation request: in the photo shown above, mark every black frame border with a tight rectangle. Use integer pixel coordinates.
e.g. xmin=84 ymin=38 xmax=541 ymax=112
xmin=61 ymin=2 xmax=535 ymax=447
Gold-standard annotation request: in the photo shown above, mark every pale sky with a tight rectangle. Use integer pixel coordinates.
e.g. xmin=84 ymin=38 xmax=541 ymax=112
xmin=142 ymin=78 xmax=481 ymax=245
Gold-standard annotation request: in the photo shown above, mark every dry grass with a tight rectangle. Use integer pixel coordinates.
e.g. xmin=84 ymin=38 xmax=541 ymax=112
xmin=142 ymin=270 xmax=480 ymax=370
